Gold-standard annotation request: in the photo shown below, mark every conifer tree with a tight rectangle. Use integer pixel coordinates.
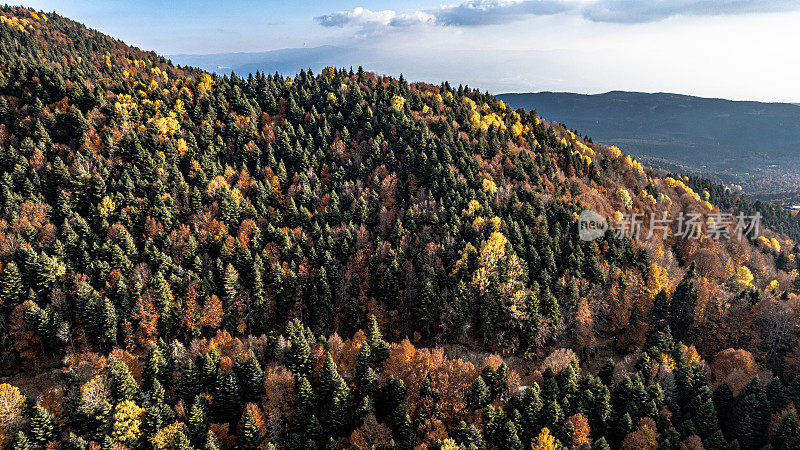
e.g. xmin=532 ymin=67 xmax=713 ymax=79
xmin=213 ymin=370 xmax=242 ymax=423
xmin=107 ymin=355 xmax=140 ymax=403
xmin=286 ymin=321 xmax=312 ymax=377
xmin=10 ymin=431 xmax=31 ymax=450
xmin=239 ymin=410 xmax=262 ymax=450
xmin=187 ymin=395 xmax=209 ymax=446
xmin=236 ymin=353 xmax=265 ymax=403
xmin=669 ymin=263 xmax=698 ymax=341
xmin=29 ymin=406 xmax=57 ymax=448
xmin=0 ymin=262 xmax=24 ymax=307
xmin=144 ymin=342 xmax=167 ymax=392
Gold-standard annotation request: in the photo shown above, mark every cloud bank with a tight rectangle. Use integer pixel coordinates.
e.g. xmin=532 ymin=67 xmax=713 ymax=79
xmin=315 ymin=0 xmax=800 ymax=30
xmin=581 ymin=0 xmax=800 ymax=23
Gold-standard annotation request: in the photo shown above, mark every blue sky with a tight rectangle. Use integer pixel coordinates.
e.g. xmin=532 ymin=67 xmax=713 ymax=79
xmin=19 ymin=1 xmax=800 ymax=102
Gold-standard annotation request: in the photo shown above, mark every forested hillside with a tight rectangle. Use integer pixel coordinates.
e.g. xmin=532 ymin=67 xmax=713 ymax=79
xmin=0 ymin=6 xmax=798 ymax=449
xmin=497 ymin=91 xmax=800 ymax=197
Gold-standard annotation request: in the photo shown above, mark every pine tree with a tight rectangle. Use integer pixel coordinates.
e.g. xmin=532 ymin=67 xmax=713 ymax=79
xmin=286 ymin=321 xmax=312 ymax=377
xmin=29 ymin=406 xmax=57 ymax=448
xmin=187 ymin=395 xmax=209 ymax=446
xmin=599 ymin=358 xmax=615 ymax=386
xmin=543 ymin=398 xmax=564 ymax=429
xmin=236 ymin=353 xmax=265 ymax=403
xmin=213 ymin=370 xmax=242 ymax=423
xmin=541 ymin=287 xmax=560 ymax=324
xmin=454 ymin=421 xmax=485 ymax=449
xmin=591 ymin=437 xmax=611 ymax=450
xmin=735 ymin=413 xmax=757 ymax=450
xmin=651 ymin=290 xmax=670 ymax=330
xmin=772 ymin=409 xmax=800 ymax=450
xmin=291 ymin=376 xmax=316 ymax=432
xmin=501 ymin=420 xmax=523 ymax=450
xmin=177 ymin=360 xmax=201 ymax=404
xmin=669 ymin=263 xmax=698 ymax=341
xmin=65 ymin=433 xmax=88 ymax=450
xmin=390 ymin=404 xmax=414 ymax=449
xmin=10 ymin=431 xmax=31 ymax=450
xmin=365 ymin=315 xmax=389 ymax=365
xmin=713 ymin=382 xmax=735 ymax=434
xmin=204 ymin=431 xmax=221 ymax=450
xmin=318 ymin=352 xmax=342 ymax=404
xmin=703 ymin=430 xmax=728 ymax=450
xmin=144 ymin=342 xmax=167 ymax=391
xmin=466 ymin=376 xmax=491 ymax=411
xmin=765 ymin=376 xmax=786 ymax=413
xmin=143 ymin=379 xmax=173 ymax=437
xmin=381 ymin=375 xmax=407 ymax=417
xmin=107 ymin=355 xmax=140 ymax=402
xmin=239 ymin=411 xmax=262 ymax=450
xmin=0 ymin=261 xmax=24 ymax=307
xmin=694 ymin=399 xmax=720 ymax=439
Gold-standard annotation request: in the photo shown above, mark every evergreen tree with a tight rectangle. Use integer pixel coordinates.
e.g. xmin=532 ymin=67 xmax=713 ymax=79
xmin=144 ymin=342 xmax=167 ymax=391
xmin=592 ymin=437 xmax=611 ymax=450
xmin=0 ymin=261 xmax=24 ymax=307
xmin=29 ymin=406 xmax=58 ymax=448
xmin=239 ymin=354 xmax=266 ymax=403
xmin=466 ymin=376 xmax=491 ymax=410
xmin=107 ymin=355 xmax=140 ymax=402
xmin=10 ymin=431 xmax=32 ymax=450
xmin=187 ymin=395 xmax=209 ymax=446
xmin=669 ymin=263 xmax=698 ymax=341
xmin=239 ymin=410 xmax=263 ymax=450
xmin=204 ymin=431 xmax=221 ymax=450
xmin=286 ymin=321 xmax=312 ymax=377
xmin=213 ymin=370 xmax=242 ymax=423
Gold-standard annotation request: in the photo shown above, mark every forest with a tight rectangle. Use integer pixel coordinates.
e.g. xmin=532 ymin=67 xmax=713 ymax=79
xmin=0 ymin=5 xmax=797 ymax=449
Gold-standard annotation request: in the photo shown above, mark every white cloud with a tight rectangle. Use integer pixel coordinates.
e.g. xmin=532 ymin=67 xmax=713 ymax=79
xmin=435 ymin=0 xmax=574 ymax=26
xmin=315 ymin=0 xmax=573 ymax=30
xmin=582 ymin=0 xmax=800 ymax=23
xmin=315 ymin=7 xmax=396 ymax=28
xmin=316 ymin=0 xmax=800 ymax=30
xmin=390 ymin=11 xmax=438 ymax=27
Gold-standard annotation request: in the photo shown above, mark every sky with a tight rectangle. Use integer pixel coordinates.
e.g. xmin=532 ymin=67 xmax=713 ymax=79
xmin=18 ymin=0 xmax=800 ymax=102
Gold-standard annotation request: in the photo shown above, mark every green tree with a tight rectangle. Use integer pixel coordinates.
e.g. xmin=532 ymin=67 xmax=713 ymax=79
xmin=239 ymin=410 xmax=262 ymax=450
xmin=0 ymin=261 xmax=24 ymax=307
xmin=669 ymin=263 xmax=698 ymax=341
xmin=107 ymin=355 xmax=140 ymax=403
xmin=29 ymin=406 xmax=57 ymax=448
xmin=466 ymin=376 xmax=491 ymax=411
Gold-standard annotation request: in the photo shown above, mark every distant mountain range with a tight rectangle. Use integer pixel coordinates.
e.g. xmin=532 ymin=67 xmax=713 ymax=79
xmin=169 ymin=45 xmax=360 ymax=77
xmin=167 ymin=45 xmax=583 ymax=95
xmin=497 ymin=91 xmax=800 ymax=193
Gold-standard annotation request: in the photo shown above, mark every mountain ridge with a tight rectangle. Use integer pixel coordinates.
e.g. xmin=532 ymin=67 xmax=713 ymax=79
xmin=502 ymin=90 xmax=800 ymax=106
xmin=498 ymin=90 xmax=800 ymax=196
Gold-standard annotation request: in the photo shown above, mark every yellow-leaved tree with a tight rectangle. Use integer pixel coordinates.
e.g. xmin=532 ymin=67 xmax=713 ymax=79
xmin=470 ymin=230 xmax=528 ymax=334
xmin=531 ymin=427 xmax=558 ymax=450
xmin=727 ymin=266 xmax=753 ymax=292
xmin=0 ymin=383 xmax=26 ymax=440
xmin=616 ymin=188 xmax=633 ymax=210
xmin=112 ymin=400 xmax=144 ymax=444
xmin=440 ymin=438 xmax=459 ymax=450
xmin=452 ymin=226 xmax=529 ymax=347
xmin=638 ymin=262 xmax=670 ymax=312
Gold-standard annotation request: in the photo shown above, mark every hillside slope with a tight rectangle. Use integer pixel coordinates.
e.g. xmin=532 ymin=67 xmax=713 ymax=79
xmin=498 ymin=91 xmax=800 ymax=195
xmin=0 ymin=6 xmax=798 ymax=449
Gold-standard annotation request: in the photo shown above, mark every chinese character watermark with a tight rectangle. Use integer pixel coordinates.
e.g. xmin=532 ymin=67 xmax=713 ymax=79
xmin=578 ymin=210 xmax=762 ymax=242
